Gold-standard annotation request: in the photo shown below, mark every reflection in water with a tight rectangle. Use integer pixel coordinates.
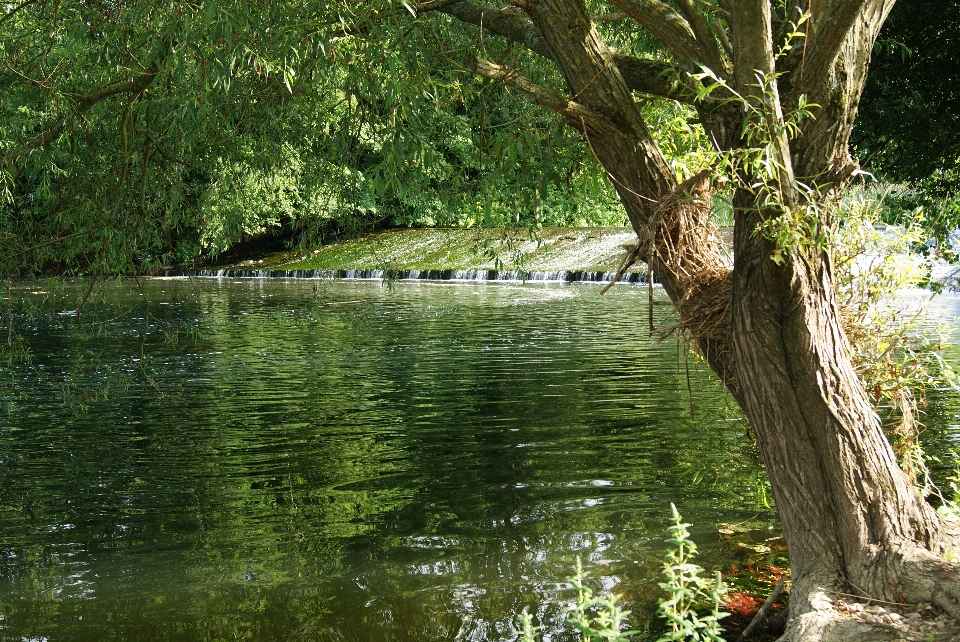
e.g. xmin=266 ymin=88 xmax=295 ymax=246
xmin=1 ymin=279 xmax=957 ymax=641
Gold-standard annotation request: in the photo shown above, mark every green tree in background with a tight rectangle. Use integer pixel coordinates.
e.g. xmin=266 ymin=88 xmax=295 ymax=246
xmin=0 ymin=0 xmax=640 ymax=276
xmin=853 ymin=0 xmax=960 ymax=193
xmin=851 ymin=0 xmax=960 ymax=245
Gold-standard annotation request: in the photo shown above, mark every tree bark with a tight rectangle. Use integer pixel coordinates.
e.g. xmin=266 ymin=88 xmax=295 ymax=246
xmin=723 ymin=1 xmax=960 ymax=622
xmin=731 ymin=198 xmax=960 ymax=628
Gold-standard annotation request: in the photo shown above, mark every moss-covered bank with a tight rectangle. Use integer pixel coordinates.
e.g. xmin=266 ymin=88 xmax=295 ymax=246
xmin=187 ymin=227 xmax=654 ymax=282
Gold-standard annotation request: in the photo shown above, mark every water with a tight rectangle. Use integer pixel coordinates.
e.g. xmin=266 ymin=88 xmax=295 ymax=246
xmin=176 ymin=267 xmax=650 ymax=285
xmin=0 ymin=278 xmax=956 ymax=641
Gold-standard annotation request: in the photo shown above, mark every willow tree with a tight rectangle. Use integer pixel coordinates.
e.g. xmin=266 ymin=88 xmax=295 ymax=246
xmin=413 ymin=0 xmax=960 ymax=637
xmin=0 ymin=0 xmax=621 ymax=276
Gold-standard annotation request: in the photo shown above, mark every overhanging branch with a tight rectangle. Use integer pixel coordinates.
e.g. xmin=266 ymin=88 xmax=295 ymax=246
xmin=425 ymin=0 xmax=689 ymax=101
xmin=9 ymin=64 xmax=162 ymax=162
xmin=424 ymin=1 xmax=549 ymax=55
xmin=470 ymin=56 xmax=622 ymax=137
xmin=34 ymin=74 xmax=158 ymax=148
xmin=611 ymin=54 xmax=688 ymax=101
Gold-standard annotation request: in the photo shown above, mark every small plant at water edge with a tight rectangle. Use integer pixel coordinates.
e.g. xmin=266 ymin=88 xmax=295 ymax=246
xmin=657 ymin=503 xmax=728 ymax=642
xmin=516 ymin=556 xmax=639 ymax=642
xmin=515 ymin=506 xmax=729 ymax=642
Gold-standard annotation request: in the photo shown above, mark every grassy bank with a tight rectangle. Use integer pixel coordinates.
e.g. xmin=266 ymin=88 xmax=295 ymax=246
xmin=213 ymin=227 xmax=645 ymax=275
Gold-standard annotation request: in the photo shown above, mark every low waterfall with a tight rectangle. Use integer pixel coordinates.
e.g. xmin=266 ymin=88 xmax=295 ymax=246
xmin=164 ymin=228 xmax=671 ymax=285
xmin=165 ymin=267 xmax=653 ymax=284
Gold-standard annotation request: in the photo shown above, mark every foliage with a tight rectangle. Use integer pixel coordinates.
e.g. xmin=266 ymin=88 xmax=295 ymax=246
xmin=0 ymin=0 xmax=646 ymax=279
xmin=833 ymin=187 xmax=959 ymax=488
xmin=3 ymin=0 xmax=946 ymax=275
xmin=845 ymin=183 xmax=960 ymax=264
xmin=566 ymin=557 xmax=641 ymax=642
xmin=853 ymin=0 xmax=960 ymax=195
xmin=517 ymin=557 xmax=640 ymax=642
xmin=655 ymin=504 xmax=728 ymax=642
xmin=516 ymin=507 xmax=730 ymax=642
xmin=851 ymin=0 xmax=960 ymax=255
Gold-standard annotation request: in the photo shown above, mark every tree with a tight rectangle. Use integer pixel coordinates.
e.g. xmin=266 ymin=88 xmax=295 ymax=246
xmin=411 ymin=0 xmax=959 ymax=638
xmin=0 ymin=0 xmax=625 ymax=276
xmin=853 ymin=0 xmax=960 ymax=193
xmin=3 ymin=1 xmax=959 ymax=638
xmin=849 ymin=0 xmax=960 ymax=252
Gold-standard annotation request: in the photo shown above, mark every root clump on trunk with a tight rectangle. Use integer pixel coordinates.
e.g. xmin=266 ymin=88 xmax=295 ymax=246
xmin=636 ymin=171 xmax=734 ymax=346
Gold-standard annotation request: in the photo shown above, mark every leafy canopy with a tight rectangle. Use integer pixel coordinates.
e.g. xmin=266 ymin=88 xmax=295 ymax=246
xmin=2 ymin=1 xmax=682 ymax=277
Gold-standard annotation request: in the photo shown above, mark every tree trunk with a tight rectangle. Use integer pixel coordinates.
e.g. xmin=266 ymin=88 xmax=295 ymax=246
xmin=732 ymin=198 xmax=960 ymax=636
xmin=723 ymin=0 xmax=960 ymax=628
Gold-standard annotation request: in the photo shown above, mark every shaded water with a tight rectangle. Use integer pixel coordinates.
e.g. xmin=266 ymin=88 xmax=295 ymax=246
xmin=0 ymin=279 xmax=957 ymax=641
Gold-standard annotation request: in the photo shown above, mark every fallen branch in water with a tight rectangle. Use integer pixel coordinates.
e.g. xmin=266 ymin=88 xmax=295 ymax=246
xmin=738 ymin=576 xmax=786 ymax=641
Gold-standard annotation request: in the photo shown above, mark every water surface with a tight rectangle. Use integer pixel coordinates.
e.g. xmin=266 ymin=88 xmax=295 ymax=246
xmin=1 ymin=279 xmax=956 ymax=641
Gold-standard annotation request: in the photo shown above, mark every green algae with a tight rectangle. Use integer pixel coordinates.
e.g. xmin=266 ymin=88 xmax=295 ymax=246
xmin=218 ymin=227 xmax=642 ymax=274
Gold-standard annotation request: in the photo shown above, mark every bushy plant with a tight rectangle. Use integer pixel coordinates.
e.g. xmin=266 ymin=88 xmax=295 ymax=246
xmin=516 ymin=506 xmax=728 ymax=642
xmin=655 ymin=504 xmax=728 ymax=642
xmin=833 ymin=188 xmax=958 ymax=488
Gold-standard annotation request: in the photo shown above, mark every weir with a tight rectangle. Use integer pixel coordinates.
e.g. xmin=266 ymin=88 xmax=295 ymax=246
xmin=165 ymin=267 xmax=654 ymax=284
xmin=182 ymin=227 xmax=665 ymax=284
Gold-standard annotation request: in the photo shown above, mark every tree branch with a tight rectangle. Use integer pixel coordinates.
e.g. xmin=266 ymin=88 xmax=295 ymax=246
xmin=729 ymin=0 xmax=775 ymax=93
xmin=470 ymin=56 xmax=622 ymax=137
xmin=674 ymin=0 xmax=728 ymax=73
xmin=593 ymin=11 xmax=627 ymax=21
xmin=10 ymin=65 xmax=162 ymax=161
xmin=144 ymin=131 xmax=199 ymax=171
xmin=35 ymin=79 xmax=154 ymax=149
xmin=715 ymin=16 xmax=733 ymax=57
xmin=424 ymin=1 xmax=549 ymax=55
xmin=0 ymin=0 xmax=42 ymax=27
xmin=611 ymin=53 xmax=688 ymax=100
xmin=729 ymin=0 xmax=798 ymax=205
xmin=798 ymin=0 xmax=868 ymax=90
xmin=604 ymin=0 xmax=701 ymax=65
xmin=427 ymin=0 xmax=688 ymax=100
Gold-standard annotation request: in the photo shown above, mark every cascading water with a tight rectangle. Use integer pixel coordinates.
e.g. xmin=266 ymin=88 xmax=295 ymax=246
xmin=168 ymin=266 xmax=652 ymax=284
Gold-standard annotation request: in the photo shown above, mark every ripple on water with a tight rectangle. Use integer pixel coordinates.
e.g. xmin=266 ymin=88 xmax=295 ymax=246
xmin=11 ymin=280 xmax=951 ymax=640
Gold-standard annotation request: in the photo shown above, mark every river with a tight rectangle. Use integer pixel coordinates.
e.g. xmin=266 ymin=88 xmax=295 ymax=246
xmin=0 ymin=278 xmax=957 ymax=641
